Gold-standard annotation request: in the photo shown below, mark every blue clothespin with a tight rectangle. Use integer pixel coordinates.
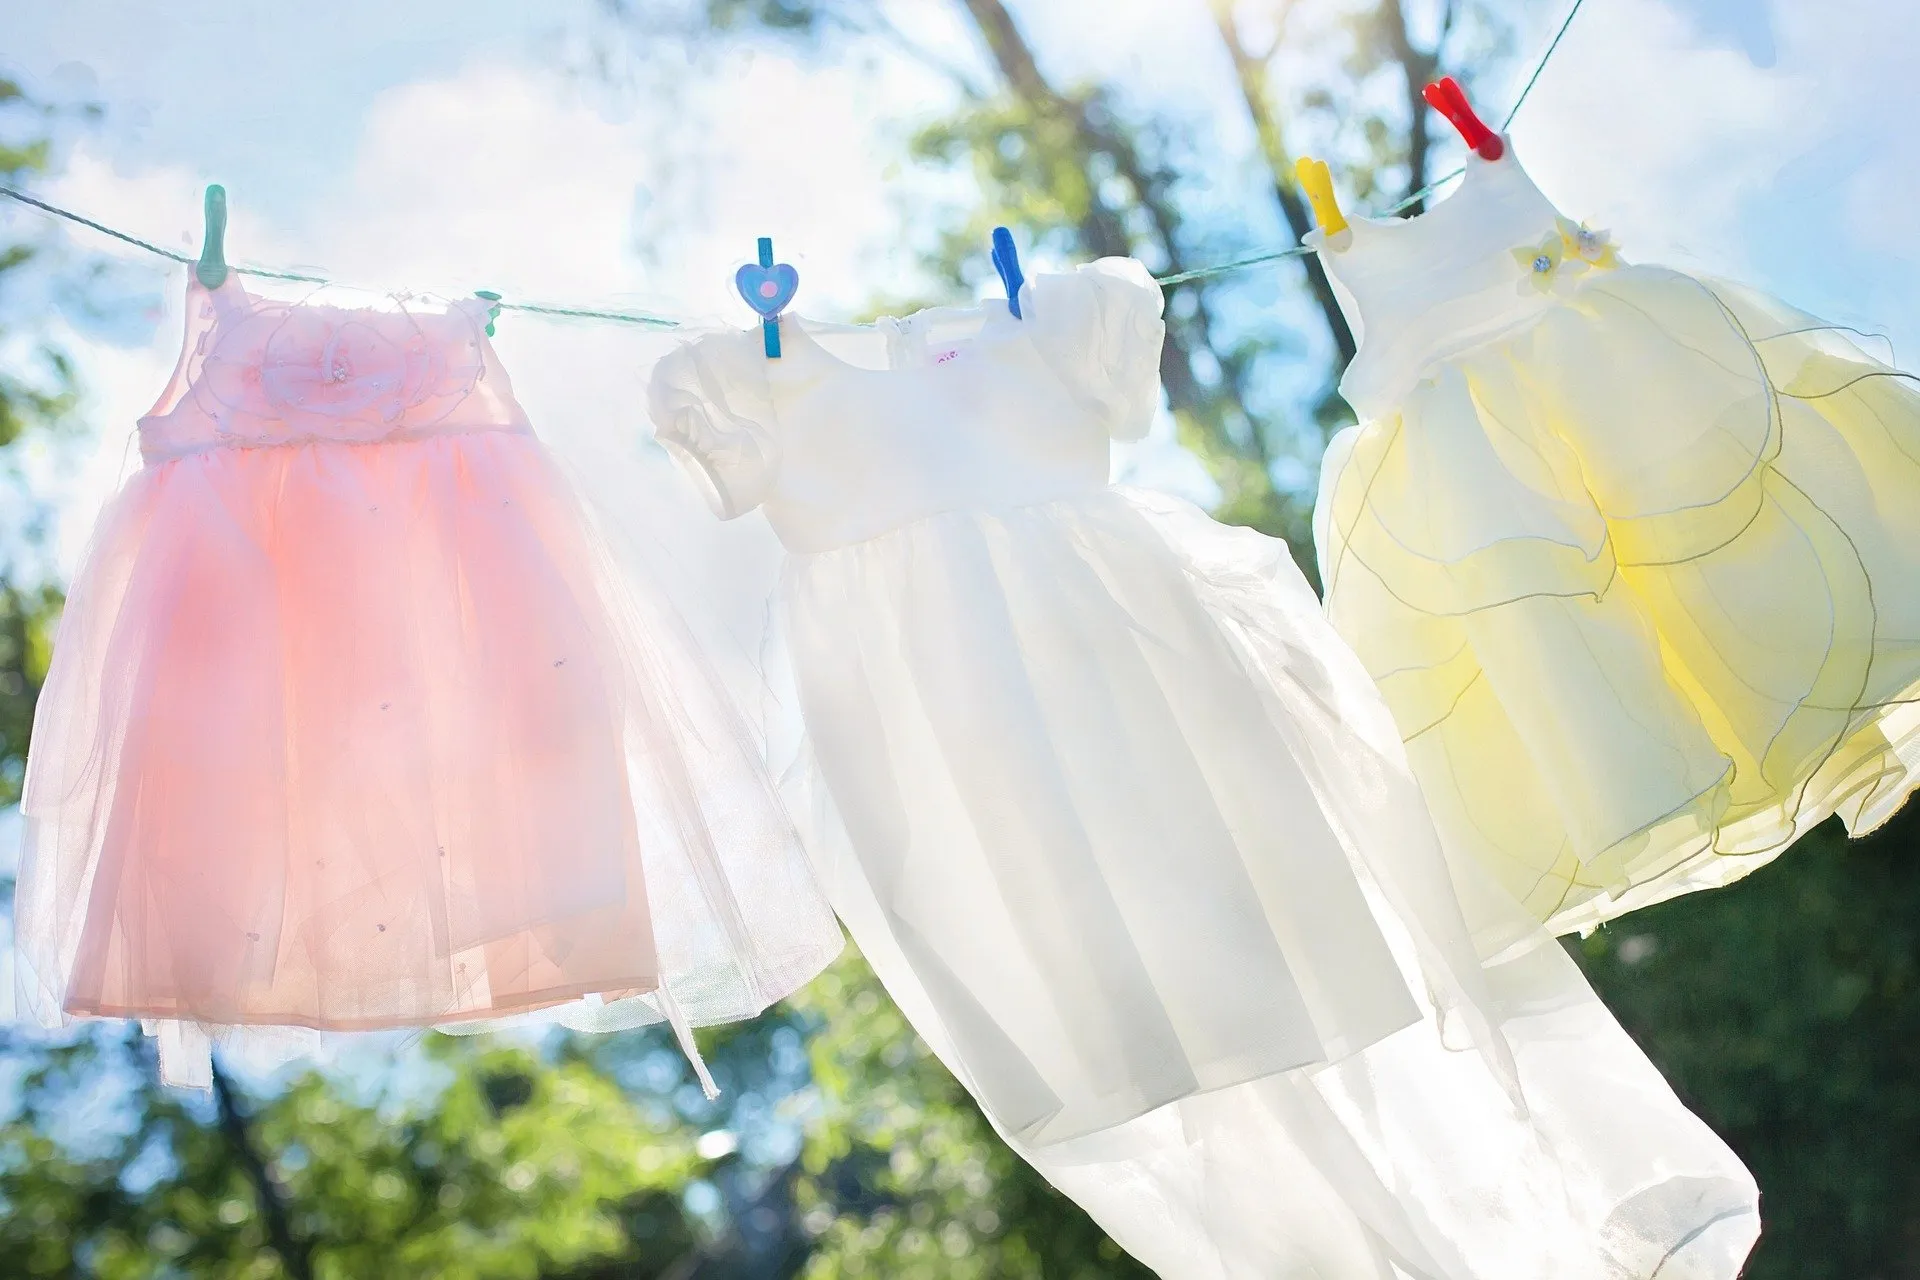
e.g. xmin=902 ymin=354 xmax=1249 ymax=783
xmin=474 ymin=290 xmax=503 ymax=337
xmin=991 ymin=226 xmax=1024 ymax=320
xmin=735 ymin=237 xmax=800 ymax=358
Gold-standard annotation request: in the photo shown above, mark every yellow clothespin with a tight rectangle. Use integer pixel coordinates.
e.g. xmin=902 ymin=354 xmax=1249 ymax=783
xmin=1295 ymin=157 xmax=1348 ymax=239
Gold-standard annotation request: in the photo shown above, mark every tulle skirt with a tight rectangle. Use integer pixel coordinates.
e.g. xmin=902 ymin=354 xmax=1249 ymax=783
xmin=783 ymin=488 xmax=1758 ymax=1278
xmin=780 ymin=487 xmax=1458 ymax=1145
xmin=15 ymin=427 xmax=842 ymax=1083
xmin=1318 ymin=266 xmax=1920 ymax=933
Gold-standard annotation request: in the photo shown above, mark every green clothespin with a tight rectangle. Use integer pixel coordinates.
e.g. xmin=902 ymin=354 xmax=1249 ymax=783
xmin=474 ymin=289 xmax=503 ymax=336
xmin=195 ymin=184 xmax=229 ymax=289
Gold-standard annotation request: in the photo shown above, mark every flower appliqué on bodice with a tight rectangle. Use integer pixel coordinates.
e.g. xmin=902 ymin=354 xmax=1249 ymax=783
xmin=1511 ymin=216 xmax=1619 ymax=295
xmin=191 ymin=296 xmax=487 ymax=444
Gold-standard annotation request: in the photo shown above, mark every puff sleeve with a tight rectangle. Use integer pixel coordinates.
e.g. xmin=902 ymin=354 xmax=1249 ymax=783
xmin=1025 ymin=257 xmax=1168 ymax=442
xmin=646 ymin=331 xmax=782 ymax=519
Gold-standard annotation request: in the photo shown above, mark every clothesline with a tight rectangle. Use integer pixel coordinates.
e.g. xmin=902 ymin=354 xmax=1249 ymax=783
xmin=0 ymin=0 xmax=1585 ymax=326
xmin=0 ymin=182 xmax=687 ymax=330
xmin=1156 ymin=0 xmax=1587 ymax=286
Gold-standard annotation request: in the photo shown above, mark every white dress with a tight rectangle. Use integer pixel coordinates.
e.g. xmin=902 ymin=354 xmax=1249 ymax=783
xmin=648 ymin=260 xmax=1759 ymax=1277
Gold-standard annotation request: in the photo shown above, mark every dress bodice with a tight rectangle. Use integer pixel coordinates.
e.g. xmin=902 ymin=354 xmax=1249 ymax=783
xmin=1313 ymin=141 xmax=1612 ymax=416
xmin=648 ymin=259 xmax=1166 ymax=554
xmin=138 ymin=279 xmax=530 ymax=463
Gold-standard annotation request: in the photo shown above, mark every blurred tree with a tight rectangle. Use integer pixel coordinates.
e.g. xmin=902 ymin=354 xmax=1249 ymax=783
xmin=1575 ymin=814 xmax=1920 ymax=1280
xmin=1200 ymin=0 xmax=1506 ymax=507
xmin=0 ymin=74 xmax=76 ymax=807
xmin=0 ymin=581 xmax=58 ymax=809
xmin=1206 ymin=0 xmax=1506 ymax=355
xmin=604 ymin=0 xmax=1499 ymax=546
xmin=786 ymin=953 xmax=1152 ymax=1279
xmin=0 ymin=1031 xmax=716 ymax=1279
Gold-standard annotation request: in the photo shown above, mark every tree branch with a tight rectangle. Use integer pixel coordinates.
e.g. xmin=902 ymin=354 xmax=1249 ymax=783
xmin=958 ymin=0 xmax=1290 ymax=524
xmin=1380 ymin=0 xmax=1443 ymax=210
xmin=957 ymin=0 xmax=1130 ymax=257
xmin=1209 ymin=3 xmax=1357 ymax=368
xmin=854 ymin=3 xmax=992 ymax=98
xmin=957 ymin=1 xmax=1225 ymax=429
xmin=211 ymin=1061 xmax=316 ymax=1280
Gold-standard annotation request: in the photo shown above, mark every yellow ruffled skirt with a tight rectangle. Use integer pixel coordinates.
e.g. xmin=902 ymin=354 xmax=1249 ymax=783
xmin=1317 ymin=265 xmax=1920 ymax=932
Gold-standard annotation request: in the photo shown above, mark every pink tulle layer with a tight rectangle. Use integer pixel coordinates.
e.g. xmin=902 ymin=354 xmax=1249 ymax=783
xmin=22 ymin=428 xmax=666 ymax=1031
xmin=16 ymin=284 xmax=843 ymax=1090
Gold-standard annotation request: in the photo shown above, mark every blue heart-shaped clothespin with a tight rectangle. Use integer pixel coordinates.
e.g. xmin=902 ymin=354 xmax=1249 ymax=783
xmin=735 ymin=262 xmax=800 ymax=318
xmin=735 ymin=238 xmax=799 ymax=357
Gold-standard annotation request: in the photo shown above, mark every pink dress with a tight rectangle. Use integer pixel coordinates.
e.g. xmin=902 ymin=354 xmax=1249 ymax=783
xmin=13 ymin=278 xmax=842 ymax=1085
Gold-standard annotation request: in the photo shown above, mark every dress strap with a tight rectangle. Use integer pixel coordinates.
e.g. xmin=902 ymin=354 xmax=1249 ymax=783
xmin=653 ymin=981 xmax=721 ymax=1100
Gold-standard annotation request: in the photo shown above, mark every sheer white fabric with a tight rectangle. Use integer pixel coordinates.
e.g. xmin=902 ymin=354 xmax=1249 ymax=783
xmin=646 ymin=259 xmax=1759 ymax=1275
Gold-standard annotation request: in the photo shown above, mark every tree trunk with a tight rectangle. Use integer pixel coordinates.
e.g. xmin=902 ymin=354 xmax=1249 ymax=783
xmin=958 ymin=0 xmax=1131 ymax=257
xmin=957 ymin=0 xmax=1281 ymax=522
xmin=1210 ymin=5 xmax=1357 ymax=369
xmin=212 ymin=1061 xmax=316 ymax=1280
xmin=1381 ymin=0 xmax=1445 ymax=210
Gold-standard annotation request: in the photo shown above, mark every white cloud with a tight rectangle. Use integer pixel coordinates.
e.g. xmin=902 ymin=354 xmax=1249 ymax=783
xmin=1776 ymin=2 xmax=1920 ymax=259
xmin=1514 ymin=0 xmax=1920 ymax=349
xmin=306 ymin=49 xmax=958 ymax=321
xmin=323 ymin=67 xmax=655 ymax=294
xmin=1510 ymin=0 xmax=1804 ymax=275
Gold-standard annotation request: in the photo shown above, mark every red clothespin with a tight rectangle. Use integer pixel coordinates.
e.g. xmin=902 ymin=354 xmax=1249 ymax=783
xmin=1423 ymin=77 xmax=1505 ymax=161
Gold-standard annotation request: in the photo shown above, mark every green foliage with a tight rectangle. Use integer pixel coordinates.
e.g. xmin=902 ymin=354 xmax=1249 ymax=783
xmin=700 ymin=0 xmax=838 ymax=36
xmin=789 ymin=953 xmax=1151 ymax=1279
xmin=1576 ymin=816 xmax=1920 ymax=1280
xmin=288 ymin=1044 xmax=704 ymax=1278
xmin=1 ymin=79 xmax=75 ymax=808
xmin=0 ymin=1033 xmax=715 ymax=1279
xmin=909 ymin=94 xmax=1105 ymax=286
xmin=0 ymin=583 xmax=59 ymax=805
xmin=1 ymin=78 xmax=81 ymax=456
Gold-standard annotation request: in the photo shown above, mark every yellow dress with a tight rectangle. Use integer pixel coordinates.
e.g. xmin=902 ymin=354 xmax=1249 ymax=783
xmin=1311 ymin=143 xmax=1920 ymax=935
